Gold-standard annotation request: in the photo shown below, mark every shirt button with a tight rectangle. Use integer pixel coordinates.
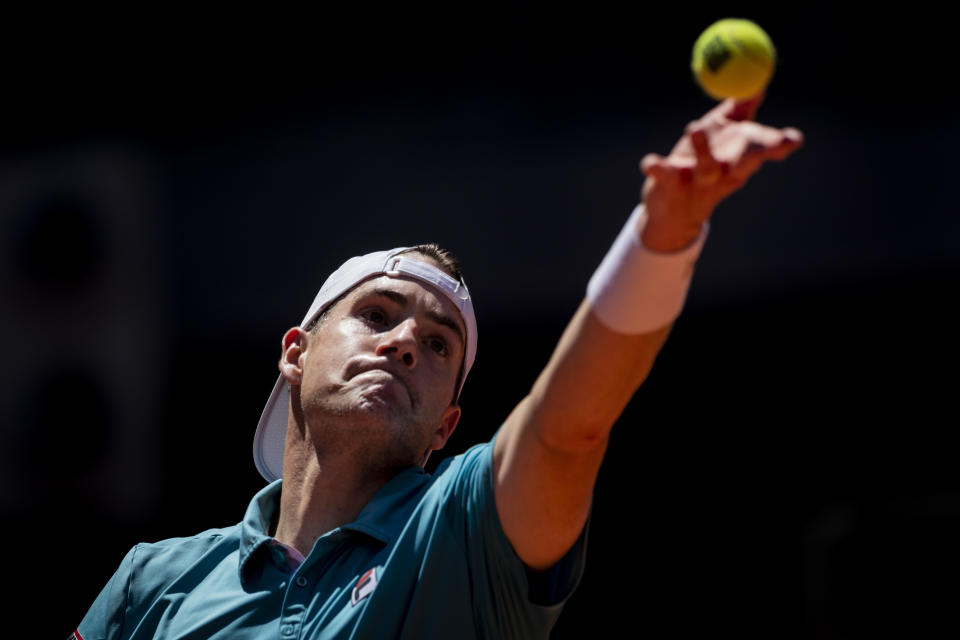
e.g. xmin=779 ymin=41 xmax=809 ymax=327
xmin=281 ymin=624 xmax=294 ymax=636
xmin=296 ymin=576 xmax=308 ymax=587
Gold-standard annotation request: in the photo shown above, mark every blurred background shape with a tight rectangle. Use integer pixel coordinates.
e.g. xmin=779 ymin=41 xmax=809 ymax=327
xmin=0 ymin=148 xmax=166 ymax=520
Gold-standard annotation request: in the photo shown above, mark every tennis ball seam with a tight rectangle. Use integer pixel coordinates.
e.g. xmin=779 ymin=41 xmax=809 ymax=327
xmin=727 ymin=34 xmax=776 ymax=69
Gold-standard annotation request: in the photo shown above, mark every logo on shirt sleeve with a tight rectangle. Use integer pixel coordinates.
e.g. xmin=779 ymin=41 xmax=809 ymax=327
xmin=68 ymin=632 xmax=85 ymax=640
xmin=351 ymin=568 xmax=378 ymax=606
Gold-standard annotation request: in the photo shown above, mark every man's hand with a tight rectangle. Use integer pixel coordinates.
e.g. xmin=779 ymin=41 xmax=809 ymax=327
xmin=639 ymin=94 xmax=804 ymax=252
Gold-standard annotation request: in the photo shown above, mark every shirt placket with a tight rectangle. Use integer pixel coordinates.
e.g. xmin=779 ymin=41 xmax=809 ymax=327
xmin=278 ymin=530 xmax=350 ymax=639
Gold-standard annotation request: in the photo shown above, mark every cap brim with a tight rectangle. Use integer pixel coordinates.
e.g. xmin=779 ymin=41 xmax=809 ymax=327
xmin=252 ymin=374 xmax=289 ymax=482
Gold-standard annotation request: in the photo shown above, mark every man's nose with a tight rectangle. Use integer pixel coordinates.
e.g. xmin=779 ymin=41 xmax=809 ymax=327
xmin=376 ymin=319 xmax=417 ymax=367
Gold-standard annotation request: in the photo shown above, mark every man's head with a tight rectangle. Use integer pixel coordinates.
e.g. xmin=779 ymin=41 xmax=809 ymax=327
xmin=252 ymin=245 xmax=476 ymax=482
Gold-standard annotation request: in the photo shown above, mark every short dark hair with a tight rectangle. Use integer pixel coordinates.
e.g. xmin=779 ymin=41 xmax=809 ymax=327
xmin=396 ymin=243 xmax=462 ymax=282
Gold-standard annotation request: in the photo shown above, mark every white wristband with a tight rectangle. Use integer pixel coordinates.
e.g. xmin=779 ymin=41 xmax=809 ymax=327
xmin=586 ymin=204 xmax=709 ymax=334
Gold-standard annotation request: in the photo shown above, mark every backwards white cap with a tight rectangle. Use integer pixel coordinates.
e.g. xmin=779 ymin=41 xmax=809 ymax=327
xmin=252 ymin=247 xmax=478 ymax=482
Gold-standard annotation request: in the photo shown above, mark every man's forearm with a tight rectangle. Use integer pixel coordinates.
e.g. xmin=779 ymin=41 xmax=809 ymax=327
xmin=527 ymin=299 xmax=674 ymax=452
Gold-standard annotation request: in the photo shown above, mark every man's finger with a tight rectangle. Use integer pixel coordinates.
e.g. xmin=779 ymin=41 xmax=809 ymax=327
xmin=728 ymin=129 xmax=800 ymax=179
xmin=752 ymin=127 xmax=805 ymax=162
xmin=782 ymin=127 xmax=804 ymax=147
xmin=726 ymin=92 xmax=765 ymax=122
xmin=767 ymin=132 xmax=804 ymax=161
xmin=729 ymin=151 xmax=767 ymax=182
xmin=690 ymin=128 xmax=719 ymax=176
xmin=640 ymin=153 xmax=670 ymax=179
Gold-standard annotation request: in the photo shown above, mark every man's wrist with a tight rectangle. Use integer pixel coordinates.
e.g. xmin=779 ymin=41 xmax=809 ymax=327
xmin=639 ymin=216 xmax=706 ymax=253
xmin=586 ymin=204 xmax=709 ymax=335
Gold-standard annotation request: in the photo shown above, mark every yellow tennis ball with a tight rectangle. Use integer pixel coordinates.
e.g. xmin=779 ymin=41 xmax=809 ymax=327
xmin=691 ymin=18 xmax=776 ymax=100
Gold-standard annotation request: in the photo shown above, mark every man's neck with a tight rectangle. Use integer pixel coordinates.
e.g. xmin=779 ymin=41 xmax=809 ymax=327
xmin=272 ymin=417 xmax=412 ymax=558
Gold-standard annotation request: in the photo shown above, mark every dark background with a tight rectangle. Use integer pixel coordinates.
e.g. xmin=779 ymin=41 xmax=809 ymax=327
xmin=2 ymin=4 xmax=957 ymax=638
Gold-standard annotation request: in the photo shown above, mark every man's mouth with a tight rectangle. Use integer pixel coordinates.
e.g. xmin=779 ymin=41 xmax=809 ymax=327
xmin=352 ymin=368 xmax=415 ymax=408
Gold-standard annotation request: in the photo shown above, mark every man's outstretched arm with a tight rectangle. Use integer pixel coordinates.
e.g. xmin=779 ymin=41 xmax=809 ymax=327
xmin=493 ymin=95 xmax=804 ymax=570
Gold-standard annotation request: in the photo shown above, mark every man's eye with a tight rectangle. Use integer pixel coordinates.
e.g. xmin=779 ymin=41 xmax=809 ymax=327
xmin=428 ymin=338 xmax=449 ymax=357
xmin=362 ymin=309 xmax=387 ymax=325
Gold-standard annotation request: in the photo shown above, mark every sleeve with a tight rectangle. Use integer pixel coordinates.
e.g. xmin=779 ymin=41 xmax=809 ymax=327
xmin=75 ymin=545 xmax=138 ymax=640
xmin=443 ymin=436 xmax=589 ymax=637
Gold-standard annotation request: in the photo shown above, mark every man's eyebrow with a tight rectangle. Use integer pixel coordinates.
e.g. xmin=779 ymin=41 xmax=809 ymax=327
xmin=425 ymin=309 xmax=465 ymax=350
xmin=373 ymin=288 xmax=408 ymax=308
xmin=372 ymin=287 xmax=465 ymax=349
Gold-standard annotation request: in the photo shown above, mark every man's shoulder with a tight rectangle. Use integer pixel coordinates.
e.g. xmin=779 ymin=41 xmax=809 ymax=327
xmin=134 ymin=524 xmax=238 ymax=551
xmin=412 ymin=438 xmax=497 ymax=520
xmin=433 ymin=438 xmax=494 ymax=478
xmin=126 ymin=525 xmax=240 ymax=575
xmin=432 ymin=440 xmax=493 ymax=490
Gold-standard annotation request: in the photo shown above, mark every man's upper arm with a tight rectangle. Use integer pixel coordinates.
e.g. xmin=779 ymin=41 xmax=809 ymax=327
xmin=493 ymin=299 xmax=673 ymax=570
xmin=76 ymin=546 xmax=136 ymax=640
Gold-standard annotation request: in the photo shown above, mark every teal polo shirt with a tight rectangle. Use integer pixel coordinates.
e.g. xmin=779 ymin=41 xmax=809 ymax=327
xmin=77 ymin=438 xmax=588 ymax=639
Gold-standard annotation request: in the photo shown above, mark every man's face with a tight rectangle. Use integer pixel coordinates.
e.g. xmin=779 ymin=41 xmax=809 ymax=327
xmin=293 ymin=267 xmax=465 ymax=470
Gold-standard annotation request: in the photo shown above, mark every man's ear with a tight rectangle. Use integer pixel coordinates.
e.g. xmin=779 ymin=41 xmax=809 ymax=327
xmin=430 ymin=404 xmax=461 ymax=452
xmin=279 ymin=327 xmax=307 ymax=385
xmin=420 ymin=405 xmax=461 ymax=468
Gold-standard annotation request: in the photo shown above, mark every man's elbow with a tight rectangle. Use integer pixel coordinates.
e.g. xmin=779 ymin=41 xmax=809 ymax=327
xmin=531 ymin=412 xmax=614 ymax=456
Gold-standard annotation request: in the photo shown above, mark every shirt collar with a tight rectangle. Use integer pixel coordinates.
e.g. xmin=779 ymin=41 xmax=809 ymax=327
xmin=238 ymin=479 xmax=283 ymax=582
xmin=340 ymin=466 xmax=431 ymax=543
xmin=237 ymin=467 xmax=432 ymax=581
